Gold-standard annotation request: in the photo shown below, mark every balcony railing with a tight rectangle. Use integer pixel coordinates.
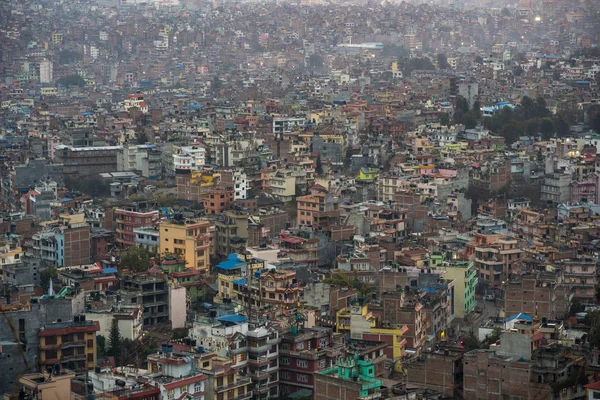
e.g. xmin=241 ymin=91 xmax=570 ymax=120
xmin=215 ymin=377 xmax=251 ymax=392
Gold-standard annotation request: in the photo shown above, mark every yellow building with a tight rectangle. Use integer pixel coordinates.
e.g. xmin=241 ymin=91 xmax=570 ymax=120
xmin=357 ymin=167 xmax=379 ymax=183
xmin=0 ymin=243 xmax=23 ymax=283
xmin=159 ymin=219 xmax=212 ymax=272
xmin=13 ymin=370 xmax=76 ymax=400
xmin=214 ymin=253 xmax=264 ymax=303
xmin=39 ymin=319 xmax=99 ymax=373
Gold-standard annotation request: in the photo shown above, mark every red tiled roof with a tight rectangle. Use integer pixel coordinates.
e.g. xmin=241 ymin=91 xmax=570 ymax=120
xmin=163 ymin=374 xmax=207 ymax=390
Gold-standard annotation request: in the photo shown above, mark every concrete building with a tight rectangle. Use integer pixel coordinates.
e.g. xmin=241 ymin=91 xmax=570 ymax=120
xmin=39 ymin=316 xmax=99 ymax=374
xmin=279 ymin=327 xmax=336 ymax=397
xmin=438 ymin=261 xmax=478 ymax=319
xmin=114 ymin=207 xmax=159 ymax=248
xmin=84 ymin=305 xmax=144 ymax=341
xmin=39 ymin=59 xmax=53 ymax=83
xmin=54 ymin=145 xmax=122 ymax=178
xmin=406 ymin=348 xmax=465 ymax=398
xmin=296 ymin=184 xmax=338 ymax=228
xmin=541 ymin=172 xmax=572 ymax=205
xmin=159 ymin=218 xmax=212 ymax=272
xmin=0 ymin=294 xmax=84 ymax=396
xmin=314 ymin=355 xmax=383 ymax=400
xmin=9 ymin=370 xmax=75 ymax=400
xmin=214 ymin=211 xmax=249 ymax=258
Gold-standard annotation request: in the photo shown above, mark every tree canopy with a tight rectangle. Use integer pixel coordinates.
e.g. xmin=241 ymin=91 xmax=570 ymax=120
xmin=57 ymin=74 xmax=86 ymax=87
xmin=40 ymin=267 xmax=58 ymax=293
xmin=119 ymin=246 xmax=153 ymax=272
xmin=64 ymin=176 xmax=111 ymax=198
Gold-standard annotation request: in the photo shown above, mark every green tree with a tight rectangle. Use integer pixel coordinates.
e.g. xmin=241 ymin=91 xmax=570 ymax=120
xmin=540 ymin=117 xmax=555 ymax=140
xmin=119 ymin=246 xmax=153 ymax=272
xmin=58 ymin=50 xmax=81 ymax=65
xmin=57 ymin=74 xmax=86 ymax=87
xmin=40 ymin=267 xmax=58 ymax=293
xmin=463 ymin=332 xmax=481 ymax=351
xmin=439 ymin=112 xmax=450 ymax=126
xmin=463 ymin=114 xmax=477 ymax=129
xmin=437 ymin=53 xmax=450 ymax=69
xmin=108 ymin=319 xmax=122 ymax=362
xmin=482 ymin=327 xmax=502 ymax=347
xmin=64 ymin=176 xmax=111 ymax=198
xmin=315 ymin=153 xmax=323 ymax=176
xmin=472 ymin=100 xmax=482 ymax=120
xmin=592 ymin=112 xmax=600 ymax=133
xmin=455 ymin=95 xmax=470 ymax=114
xmin=97 ymin=335 xmax=107 ymax=359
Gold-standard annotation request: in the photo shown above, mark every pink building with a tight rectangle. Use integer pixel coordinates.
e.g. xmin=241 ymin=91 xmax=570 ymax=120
xmin=571 ymin=173 xmax=600 ymax=204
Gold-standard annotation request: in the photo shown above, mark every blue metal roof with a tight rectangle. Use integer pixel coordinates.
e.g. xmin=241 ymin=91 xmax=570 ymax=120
xmin=504 ymin=313 xmax=533 ymax=322
xmin=216 ymin=314 xmax=247 ymax=324
xmin=102 ymin=268 xmax=117 ymax=274
xmin=216 ymin=253 xmax=245 ymax=270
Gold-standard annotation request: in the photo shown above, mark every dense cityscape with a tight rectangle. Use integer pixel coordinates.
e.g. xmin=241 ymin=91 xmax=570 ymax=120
xmin=1 ymin=0 xmax=600 ymax=399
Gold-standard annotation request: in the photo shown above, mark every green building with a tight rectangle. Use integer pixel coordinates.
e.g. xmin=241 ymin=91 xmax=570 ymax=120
xmin=440 ymin=261 xmax=478 ymax=319
xmin=315 ymin=355 xmax=383 ymax=400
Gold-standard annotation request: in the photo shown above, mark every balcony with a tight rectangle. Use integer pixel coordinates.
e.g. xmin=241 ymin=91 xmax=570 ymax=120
xmin=61 ymin=341 xmax=86 ymax=349
xmin=215 ymin=377 xmax=251 ymax=393
xmin=231 ymin=345 xmax=249 ymax=355
xmin=248 ymin=369 xmax=270 ymax=381
xmin=247 ymin=356 xmax=270 ymax=366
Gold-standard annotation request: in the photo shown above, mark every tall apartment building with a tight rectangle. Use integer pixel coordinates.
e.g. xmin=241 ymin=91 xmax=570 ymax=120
xmin=39 ymin=59 xmax=53 ymax=83
xmin=114 ymin=207 xmax=159 ymax=248
xmin=121 ymin=275 xmax=169 ymax=328
xmin=473 ymin=234 xmax=522 ymax=288
xmin=279 ymin=327 xmax=336 ymax=397
xmin=214 ymin=211 xmax=249 ymax=257
xmin=296 ymin=184 xmax=338 ymax=227
xmin=39 ymin=316 xmax=99 ymax=374
xmin=314 ymin=355 xmax=383 ymax=400
xmin=54 ymin=145 xmax=122 ymax=178
xmin=541 ymin=172 xmax=572 ymax=205
xmin=159 ymin=218 xmax=212 ymax=271
xmin=32 ymin=223 xmax=91 ymax=268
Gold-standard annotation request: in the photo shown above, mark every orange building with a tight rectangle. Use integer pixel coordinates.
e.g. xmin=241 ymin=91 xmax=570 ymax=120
xmin=203 ymin=188 xmax=235 ymax=215
xmin=296 ymin=184 xmax=338 ymax=227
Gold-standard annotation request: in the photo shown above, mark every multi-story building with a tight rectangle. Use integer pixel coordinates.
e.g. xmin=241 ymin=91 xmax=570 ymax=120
xmin=504 ymin=272 xmax=564 ymax=320
xmin=472 ymin=234 xmax=522 ymax=288
xmin=246 ymin=325 xmax=280 ymax=398
xmin=117 ymin=144 xmax=162 ymax=180
xmin=273 ymin=117 xmax=305 ymax=136
xmin=232 ymin=268 xmax=303 ymax=319
xmin=463 ymin=345 xmax=586 ymax=400
xmin=541 ymin=172 xmax=572 ymax=205
xmin=278 ymin=232 xmax=319 ymax=268
xmin=214 ymin=211 xmax=249 ymax=258
xmin=266 ymin=169 xmax=297 ymax=202
xmin=554 ymin=257 xmax=597 ymax=304
xmin=172 ymin=145 xmax=206 ymax=172
xmin=84 ymin=305 xmax=143 ymax=341
xmin=39 ymin=316 xmax=99 ymax=374
xmin=406 ymin=348 xmax=465 ymax=398
xmin=439 ymin=261 xmax=478 ymax=319
xmin=296 ymin=184 xmax=338 ymax=228
xmin=12 ymin=370 xmax=76 ymax=400
xmin=32 ymin=223 xmax=91 ymax=268
xmin=133 ymin=226 xmax=160 ymax=253
xmin=279 ymin=327 xmax=336 ymax=397
xmin=114 ymin=207 xmax=159 ymax=248
xmin=39 ymin=59 xmax=53 ymax=83
xmin=120 ymin=274 xmax=170 ymax=328
xmin=159 ymin=218 xmax=212 ymax=272
xmin=314 ymin=355 xmax=383 ymax=400
xmin=54 ymin=145 xmax=122 ymax=178
xmin=204 ymin=188 xmax=235 ymax=215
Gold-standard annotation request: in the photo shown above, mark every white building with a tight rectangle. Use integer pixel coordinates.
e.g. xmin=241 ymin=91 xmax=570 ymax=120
xmin=173 ymin=145 xmax=206 ymax=172
xmin=39 ymin=59 xmax=53 ymax=83
xmin=233 ymin=169 xmax=248 ymax=200
xmin=84 ymin=305 xmax=144 ymax=341
xmin=273 ymin=117 xmax=305 ymax=136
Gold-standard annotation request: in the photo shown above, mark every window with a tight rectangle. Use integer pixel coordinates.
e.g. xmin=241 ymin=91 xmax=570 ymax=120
xmin=87 ymin=339 xmax=94 ymax=348
xmin=181 ymin=385 xmax=188 ymax=393
xmin=87 ymin=353 xmax=94 ymax=362
xmin=281 ymin=357 xmax=289 ymax=365
xmin=318 ymin=359 xmax=327 ymax=369
xmin=194 ymin=382 xmax=203 ymax=393
xmin=297 ymin=374 xmax=308 ymax=383
xmin=297 ymin=359 xmax=308 ymax=368
xmin=281 ymin=371 xmax=290 ymax=379
xmin=168 ymin=389 xmax=175 ymax=399
xmin=296 ymin=342 xmax=304 ymax=350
